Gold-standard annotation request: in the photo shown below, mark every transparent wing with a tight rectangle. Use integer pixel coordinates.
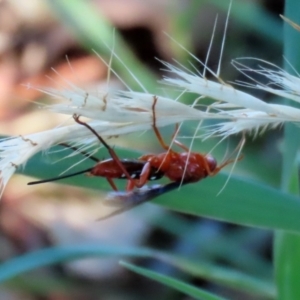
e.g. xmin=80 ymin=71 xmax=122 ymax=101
xmin=98 ymin=182 xmax=184 ymax=220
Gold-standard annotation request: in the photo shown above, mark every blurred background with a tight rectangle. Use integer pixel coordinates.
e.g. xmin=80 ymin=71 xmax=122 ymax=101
xmin=0 ymin=0 xmax=285 ymax=299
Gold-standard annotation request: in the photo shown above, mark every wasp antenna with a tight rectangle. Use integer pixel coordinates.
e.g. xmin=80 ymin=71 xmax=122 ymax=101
xmin=27 ymin=167 xmax=93 ymax=185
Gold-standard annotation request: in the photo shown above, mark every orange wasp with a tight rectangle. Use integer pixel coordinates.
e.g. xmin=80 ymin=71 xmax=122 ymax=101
xmin=29 ymin=97 xmax=233 ymax=189
xmin=28 ymin=96 xmax=238 ymax=218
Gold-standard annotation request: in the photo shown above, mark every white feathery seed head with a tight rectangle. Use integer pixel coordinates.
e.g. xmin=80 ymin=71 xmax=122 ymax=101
xmin=1 ymin=11 xmax=300 ymax=197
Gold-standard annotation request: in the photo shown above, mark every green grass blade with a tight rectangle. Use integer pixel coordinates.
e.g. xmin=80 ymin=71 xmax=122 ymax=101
xmin=0 ymin=245 xmax=155 ymax=282
xmin=155 ymin=175 xmax=300 ymax=233
xmin=45 ymin=0 xmax=157 ymax=91
xmin=21 ymin=146 xmax=300 ymax=233
xmin=120 ymin=261 xmax=228 ymax=300
xmin=275 ymin=232 xmax=300 ymax=300
xmin=148 ymin=213 xmax=272 ymax=277
xmin=161 ymin=255 xmax=274 ymax=298
xmin=0 ymin=243 xmax=273 ymax=298
xmin=275 ymin=1 xmax=300 ymax=299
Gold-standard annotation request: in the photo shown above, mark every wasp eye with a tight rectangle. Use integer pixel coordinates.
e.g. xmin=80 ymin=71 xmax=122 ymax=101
xmin=206 ymin=155 xmax=217 ymax=172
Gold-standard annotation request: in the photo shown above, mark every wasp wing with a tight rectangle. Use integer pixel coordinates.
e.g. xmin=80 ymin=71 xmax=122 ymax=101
xmin=98 ymin=182 xmax=185 ymax=220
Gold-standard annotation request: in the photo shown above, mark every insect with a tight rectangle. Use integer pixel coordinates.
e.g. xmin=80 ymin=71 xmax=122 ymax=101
xmin=28 ymin=96 xmax=240 ymax=218
xmin=28 ymin=100 xmax=233 ymax=189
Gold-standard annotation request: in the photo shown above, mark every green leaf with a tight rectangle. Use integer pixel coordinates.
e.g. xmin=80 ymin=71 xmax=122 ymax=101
xmin=120 ymin=261 xmax=228 ymax=300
